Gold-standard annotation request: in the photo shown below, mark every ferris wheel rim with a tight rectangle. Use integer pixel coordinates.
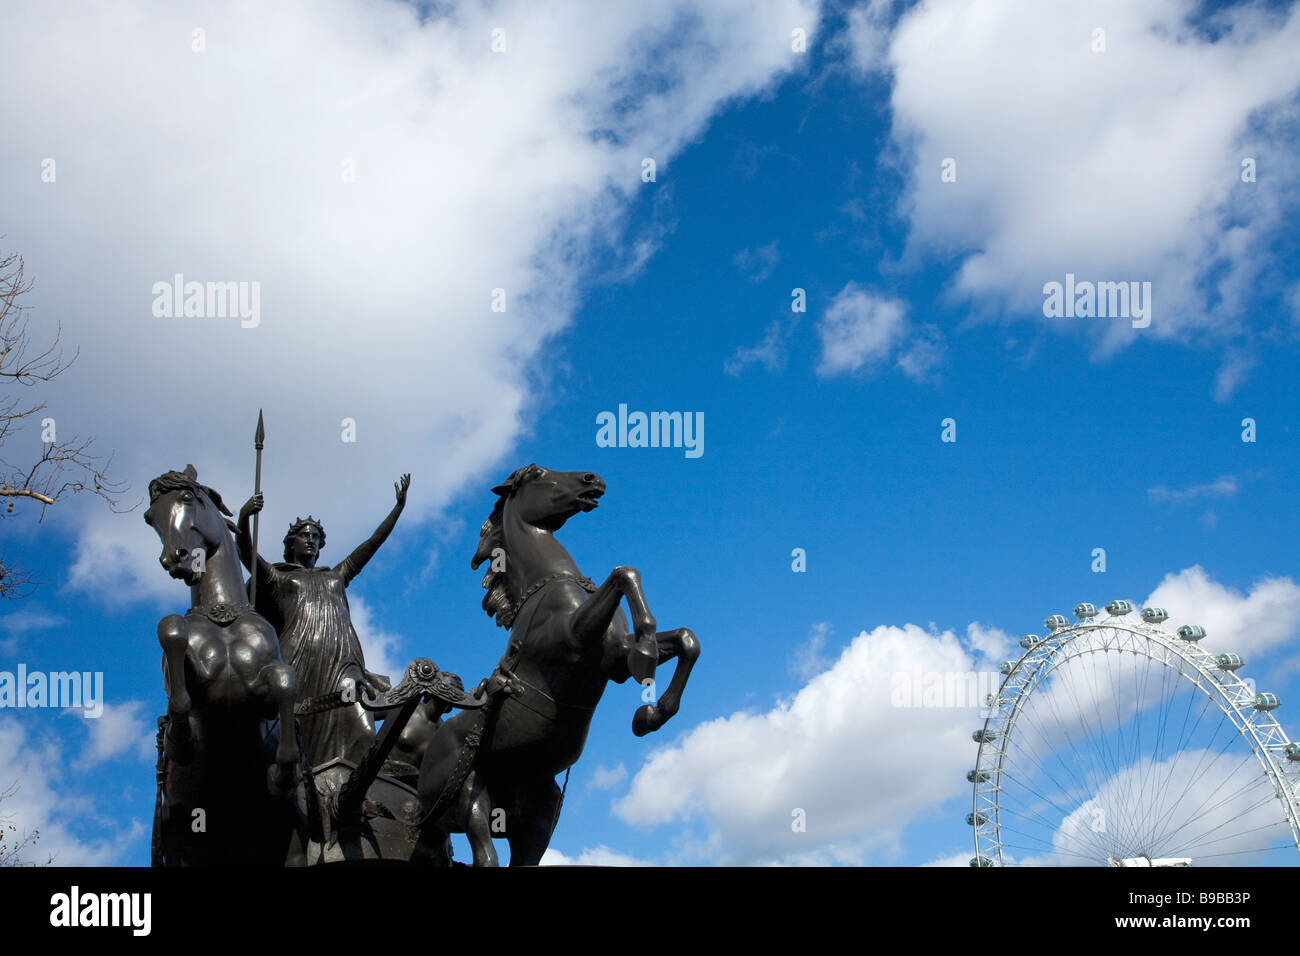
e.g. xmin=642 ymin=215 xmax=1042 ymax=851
xmin=970 ymin=613 xmax=1300 ymax=867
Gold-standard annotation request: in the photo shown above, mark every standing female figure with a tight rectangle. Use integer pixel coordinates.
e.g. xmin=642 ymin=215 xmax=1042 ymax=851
xmin=237 ymin=475 xmax=410 ymax=767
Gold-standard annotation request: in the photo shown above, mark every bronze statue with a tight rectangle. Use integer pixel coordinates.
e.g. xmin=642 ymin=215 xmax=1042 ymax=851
xmin=413 ymin=465 xmax=700 ymax=865
xmin=236 ymin=475 xmax=410 ymax=768
xmin=145 ymin=435 xmax=702 ymax=866
xmin=144 ymin=466 xmax=301 ymax=865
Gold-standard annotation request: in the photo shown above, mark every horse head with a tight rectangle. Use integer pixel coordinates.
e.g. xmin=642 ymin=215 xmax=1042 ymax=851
xmin=483 ymin=463 xmax=604 ymax=535
xmin=144 ymin=465 xmax=234 ymax=585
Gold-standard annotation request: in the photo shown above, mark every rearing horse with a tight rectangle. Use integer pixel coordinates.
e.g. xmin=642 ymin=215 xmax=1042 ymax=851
xmin=145 ymin=465 xmax=301 ymax=865
xmin=415 ymin=464 xmax=700 ymax=865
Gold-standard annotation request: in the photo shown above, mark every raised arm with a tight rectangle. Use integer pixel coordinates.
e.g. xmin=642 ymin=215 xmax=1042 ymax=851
xmin=236 ymin=492 xmax=278 ymax=593
xmin=338 ymin=474 xmax=409 ymax=585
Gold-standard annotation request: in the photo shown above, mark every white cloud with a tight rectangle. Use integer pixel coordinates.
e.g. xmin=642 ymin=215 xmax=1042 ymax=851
xmin=844 ymin=0 xmax=899 ymax=68
xmin=817 ymin=282 xmax=937 ymax=381
xmin=788 ymin=620 xmax=834 ymax=679
xmin=851 ymin=0 xmax=1300 ymax=372
xmin=923 ymin=851 xmax=972 ymax=867
xmin=614 ymin=621 xmax=1000 ymax=864
xmin=733 ymin=240 xmax=781 ymax=282
xmin=345 ymin=593 xmax=406 ymax=686
xmin=1214 ymin=351 xmax=1259 ymax=403
xmin=607 ymin=567 xmax=1295 ymax=865
xmin=1144 ymin=565 xmax=1300 ymax=660
xmin=586 ymin=762 xmax=628 ymax=791
xmin=541 ymin=844 xmax=653 ymax=866
xmin=725 ymin=316 xmax=798 ymax=376
xmin=0 ymin=0 xmax=820 ymax=607
xmin=816 ymin=283 xmax=946 ymax=381
xmin=1147 ymin=475 xmax=1240 ymax=505
xmin=79 ymin=700 xmax=155 ymax=767
xmin=0 ymin=717 xmax=146 ymax=865
xmin=1021 ymin=751 xmax=1289 ymax=866
xmin=0 ymin=607 xmax=65 ymax=651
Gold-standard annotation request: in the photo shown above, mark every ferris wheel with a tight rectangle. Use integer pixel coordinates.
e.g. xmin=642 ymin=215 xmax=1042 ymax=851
xmin=969 ymin=600 xmax=1300 ymax=866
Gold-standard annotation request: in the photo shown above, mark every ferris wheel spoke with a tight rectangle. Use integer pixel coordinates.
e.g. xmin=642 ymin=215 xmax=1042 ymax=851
xmin=1163 ymin=809 xmax=1291 ymax=861
xmin=1139 ymin=678 xmax=1221 ymax=838
xmin=1153 ymin=771 xmax=1283 ymax=858
xmin=1136 ymin=689 xmax=1231 ymax=851
xmin=1144 ymin=722 xmax=1261 ymax=854
xmin=1129 ymin=655 xmax=1183 ymax=843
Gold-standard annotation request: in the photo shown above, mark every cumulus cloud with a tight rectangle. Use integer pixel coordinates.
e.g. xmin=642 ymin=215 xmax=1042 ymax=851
xmin=0 ymin=0 xmax=819 ymax=607
xmin=850 ymin=0 xmax=1300 ymax=372
xmin=815 ymin=282 xmax=944 ymax=380
xmin=614 ymin=621 xmax=1002 ymax=864
xmin=607 ymin=567 xmax=1294 ymax=865
xmin=1020 ymin=751 xmax=1290 ymax=866
xmin=541 ymin=844 xmax=653 ymax=866
xmin=1144 ymin=565 xmax=1300 ymax=660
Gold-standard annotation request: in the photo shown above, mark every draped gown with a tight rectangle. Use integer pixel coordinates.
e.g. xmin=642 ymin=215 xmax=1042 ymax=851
xmin=258 ymin=557 xmax=376 ymax=768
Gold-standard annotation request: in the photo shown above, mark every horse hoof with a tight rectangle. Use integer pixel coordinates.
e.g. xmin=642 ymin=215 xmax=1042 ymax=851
xmin=632 ymin=704 xmax=659 ymax=737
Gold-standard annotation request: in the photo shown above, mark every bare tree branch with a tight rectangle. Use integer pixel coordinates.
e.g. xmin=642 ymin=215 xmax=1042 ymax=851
xmin=0 ymin=245 xmax=132 ymax=598
xmin=0 ymin=782 xmax=53 ymax=867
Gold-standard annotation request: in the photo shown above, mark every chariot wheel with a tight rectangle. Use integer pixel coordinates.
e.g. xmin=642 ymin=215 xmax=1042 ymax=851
xmin=969 ymin=601 xmax=1300 ymax=866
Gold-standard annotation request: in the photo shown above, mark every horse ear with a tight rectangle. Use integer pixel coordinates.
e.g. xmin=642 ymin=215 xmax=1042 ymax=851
xmin=183 ymin=464 xmax=198 ymax=480
xmin=490 ymin=463 xmax=537 ymax=496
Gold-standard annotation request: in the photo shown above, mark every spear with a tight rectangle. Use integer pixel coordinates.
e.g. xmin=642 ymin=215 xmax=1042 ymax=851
xmin=250 ymin=409 xmax=265 ymax=606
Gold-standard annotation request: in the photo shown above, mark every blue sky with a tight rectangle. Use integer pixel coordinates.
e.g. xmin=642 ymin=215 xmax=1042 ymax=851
xmin=2 ymin=0 xmax=1299 ymax=866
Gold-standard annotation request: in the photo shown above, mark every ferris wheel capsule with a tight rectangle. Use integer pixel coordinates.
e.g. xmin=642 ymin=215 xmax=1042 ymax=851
xmin=1019 ymin=634 xmax=1043 ymax=649
xmin=999 ymin=661 xmax=1016 ymax=675
xmin=1177 ymin=625 xmax=1207 ymax=642
xmin=969 ymin=855 xmax=995 ymax=867
xmin=1253 ymin=693 xmax=1281 ymax=712
xmin=1141 ymin=607 xmax=1169 ymax=624
xmin=1285 ymin=744 xmax=1300 ymax=762
xmin=973 ymin=728 xmax=997 ymax=744
xmin=1045 ymin=614 xmax=1070 ymax=631
xmin=1105 ymin=600 xmax=1135 ymax=616
xmin=1074 ymin=603 xmax=1098 ymax=619
xmin=967 ymin=812 xmax=988 ymax=827
xmin=1216 ymin=653 xmax=1244 ymax=671
xmin=967 ymin=769 xmax=990 ymax=783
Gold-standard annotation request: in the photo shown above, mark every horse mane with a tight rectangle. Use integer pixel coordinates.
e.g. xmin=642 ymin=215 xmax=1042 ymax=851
xmin=472 ymin=464 xmax=540 ymax=628
xmin=148 ymin=466 xmax=233 ymax=517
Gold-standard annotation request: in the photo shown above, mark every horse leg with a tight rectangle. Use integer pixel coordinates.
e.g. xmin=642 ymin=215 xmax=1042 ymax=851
xmin=506 ymin=777 xmax=562 ymax=866
xmin=633 ymin=627 xmax=700 ymax=737
xmin=460 ymin=770 xmax=499 ymax=867
xmin=261 ymin=661 xmax=300 ymax=796
xmin=572 ymin=566 xmax=658 ymax=686
xmin=411 ymin=818 xmax=454 ymax=866
xmin=157 ymin=615 xmax=194 ymax=762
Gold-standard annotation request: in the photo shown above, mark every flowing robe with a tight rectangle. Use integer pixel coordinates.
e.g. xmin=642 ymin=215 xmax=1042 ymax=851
xmin=259 ymin=559 xmax=375 ymax=767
